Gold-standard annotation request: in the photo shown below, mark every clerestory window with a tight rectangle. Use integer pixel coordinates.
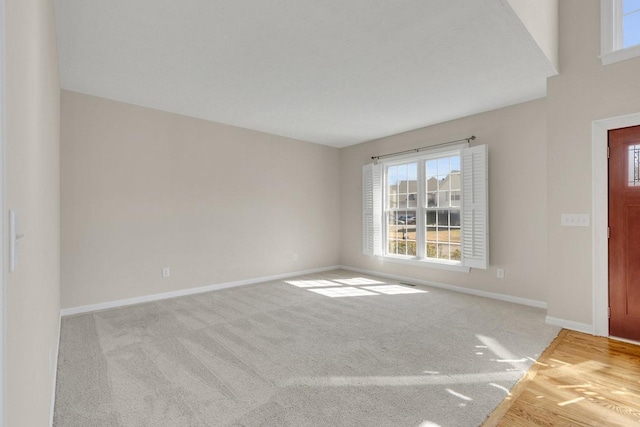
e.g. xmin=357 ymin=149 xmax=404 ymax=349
xmin=601 ymin=0 xmax=640 ymax=65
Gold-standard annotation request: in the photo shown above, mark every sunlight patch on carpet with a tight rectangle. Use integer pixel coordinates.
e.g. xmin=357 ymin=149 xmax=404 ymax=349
xmin=307 ymin=287 xmax=380 ymax=298
xmin=285 ymin=279 xmax=340 ymax=288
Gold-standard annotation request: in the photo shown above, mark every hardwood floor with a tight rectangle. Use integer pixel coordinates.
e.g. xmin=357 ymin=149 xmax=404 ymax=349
xmin=483 ymin=329 xmax=640 ymax=426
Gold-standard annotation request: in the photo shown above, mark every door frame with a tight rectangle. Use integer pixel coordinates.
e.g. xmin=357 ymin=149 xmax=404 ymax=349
xmin=592 ymin=112 xmax=640 ymax=337
xmin=0 ymin=0 xmax=6 ymax=422
xmin=0 ymin=0 xmax=9 ymax=427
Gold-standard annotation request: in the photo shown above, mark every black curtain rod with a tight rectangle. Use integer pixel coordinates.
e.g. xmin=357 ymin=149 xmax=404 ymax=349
xmin=371 ymin=136 xmax=476 ymax=161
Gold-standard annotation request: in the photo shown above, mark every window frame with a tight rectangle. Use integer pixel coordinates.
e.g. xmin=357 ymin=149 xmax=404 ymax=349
xmin=601 ymin=0 xmax=640 ymax=65
xmin=363 ymin=143 xmax=489 ymax=272
xmin=381 ymin=146 xmax=465 ymax=270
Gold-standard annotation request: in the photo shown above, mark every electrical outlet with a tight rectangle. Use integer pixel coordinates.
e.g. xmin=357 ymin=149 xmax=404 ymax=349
xmin=497 ymin=268 xmax=505 ymax=279
xmin=162 ymin=267 xmax=170 ymax=278
xmin=293 ymin=253 xmax=298 ymax=261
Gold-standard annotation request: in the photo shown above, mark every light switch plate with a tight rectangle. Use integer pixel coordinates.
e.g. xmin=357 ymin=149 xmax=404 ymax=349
xmin=561 ymin=214 xmax=590 ymax=227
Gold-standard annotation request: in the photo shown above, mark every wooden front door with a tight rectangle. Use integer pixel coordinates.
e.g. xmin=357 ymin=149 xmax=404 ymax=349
xmin=609 ymin=125 xmax=640 ymax=341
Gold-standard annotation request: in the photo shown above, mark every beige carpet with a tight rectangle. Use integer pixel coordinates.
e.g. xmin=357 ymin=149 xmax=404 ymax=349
xmin=54 ymin=269 xmax=560 ymax=426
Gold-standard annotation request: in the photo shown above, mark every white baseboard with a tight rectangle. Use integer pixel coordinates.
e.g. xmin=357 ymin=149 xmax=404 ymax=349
xmin=608 ymin=335 xmax=640 ymax=346
xmin=61 ymin=265 xmax=341 ymax=316
xmin=545 ymin=316 xmax=593 ymax=334
xmin=50 ymin=312 xmax=61 ymax=426
xmin=338 ymin=265 xmax=548 ymax=309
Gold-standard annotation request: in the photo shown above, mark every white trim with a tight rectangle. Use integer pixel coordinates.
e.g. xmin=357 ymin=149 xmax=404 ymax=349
xmin=545 ymin=316 xmax=593 ymax=334
xmin=339 ymin=265 xmax=546 ymax=309
xmin=61 ymin=266 xmax=341 ymax=316
xmin=609 ymin=335 xmax=640 ymax=346
xmin=376 ymin=255 xmax=470 ymax=273
xmin=0 ymin=0 xmax=6 ymax=421
xmin=49 ymin=314 xmax=61 ymax=427
xmin=601 ymin=0 xmax=617 ymax=58
xmin=592 ymin=111 xmax=640 ymax=337
xmin=600 ymin=0 xmax=640 ymax=65
xmin=601 ymin=44 xmax=640 ymax=65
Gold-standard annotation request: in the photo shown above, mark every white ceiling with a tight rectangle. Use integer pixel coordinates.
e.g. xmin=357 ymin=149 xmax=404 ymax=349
xmin=54 ymin=0 xmax=556 ymax=148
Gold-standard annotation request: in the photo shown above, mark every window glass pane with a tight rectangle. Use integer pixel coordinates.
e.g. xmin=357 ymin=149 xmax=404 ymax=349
xmin=398 ymin=193 xmax=407 ymax=208
xmin=408 ymin=162 xmax=417 ymax=181
xmin=425 ymin=208 xmax=461 ymax=261
xmin=426 ymin=154 xmax=461 ymax=210
xmin=385 ymin=161 xmax=417 ymax=258
xmin=427 ymin=192 xmax=437 ymax=207
xmin=426 ymin=176 xmax=437 ymax=191
xmin=426 ymin=159 xmax=437 ymax=177
xmin=437 ymin=227 xmax=450 ymax=242
xmin=388 ymin=165 xmax=397 ymax=185
xmin=390 ymin=194 xmax=398 ymax=209
xmin=399 ymin=164 xmax=409 ymax=193
xmin=450 ymin=210 xmax=461 ymax=227
xmin=387 ymin=166 xmax=397 ymax=209
xmin=426 ymin=242 xmax=437 ymax=258
xmin=438 ymin=243 xmax=450 ymax=260
xmin=408 ymin=193 xmax=417 ymax=207
xmin=449 ymin=172 xmax=461 ymax=191
xmin=426 ymin=211 xmax=436 ymax=226
xmin=623 ymin=11 xmax=640 ymax=48
xmin=450 ymin=226 xmax=461 ymax=243
xmin=623 ymin=0 xmax=640 ymax=14
xmin=387 ymin=210 xmax=416 ymax=257
xmin=387 ymin=213 xmax=401 ymax=255
xmin=437 ymin=157 xmax=450 ymax=176
xmin=437 ymin=209 xmax=449 ymax=226
xmin=388 ymin=162 xmax=417 ymax=209
xmin=450 ymin=156 xmax=461 ymax=172
xmin=439 ymin=191 xmax=450 ymax=207
xmin=397 ymin=212 xmax=416 ymax=225
xmin=437 ymin=176 xmax=449 ymax=193
xmin=450 ymin=244 xmax=462 ymax=261
xmin=451 ymin=190 xmax=461 ymax=207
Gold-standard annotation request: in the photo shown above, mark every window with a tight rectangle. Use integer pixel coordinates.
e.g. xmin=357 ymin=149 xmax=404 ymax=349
xmin=601 ymin=0 xmax=640 ymax=65
xmin=363 ymin=144 xmax=488 ymax=271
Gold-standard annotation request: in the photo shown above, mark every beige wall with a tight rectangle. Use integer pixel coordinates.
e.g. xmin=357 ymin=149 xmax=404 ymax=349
xmin=506 ymin=0 xmax=559 ymax=71
xmin=60 ymin=91 xmax=341 ymax=309
xmin=340 ymin=99 xmax=549 ymax=302
xmin=545 ymin=0 xmax=640 ymax=325
xmin=5 ymin=0 xmax=61 ymax=425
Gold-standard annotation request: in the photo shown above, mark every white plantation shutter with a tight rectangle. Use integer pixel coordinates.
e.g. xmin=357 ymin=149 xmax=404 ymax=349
xmin=461 ymin=144 xmax=488 ymax=269
xmin=362 ymin=163 xmax=382 ymax=256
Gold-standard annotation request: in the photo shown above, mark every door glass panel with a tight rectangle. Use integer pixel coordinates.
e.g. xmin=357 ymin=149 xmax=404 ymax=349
xmin=628 ymin=144 xmax=640 ymax=186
